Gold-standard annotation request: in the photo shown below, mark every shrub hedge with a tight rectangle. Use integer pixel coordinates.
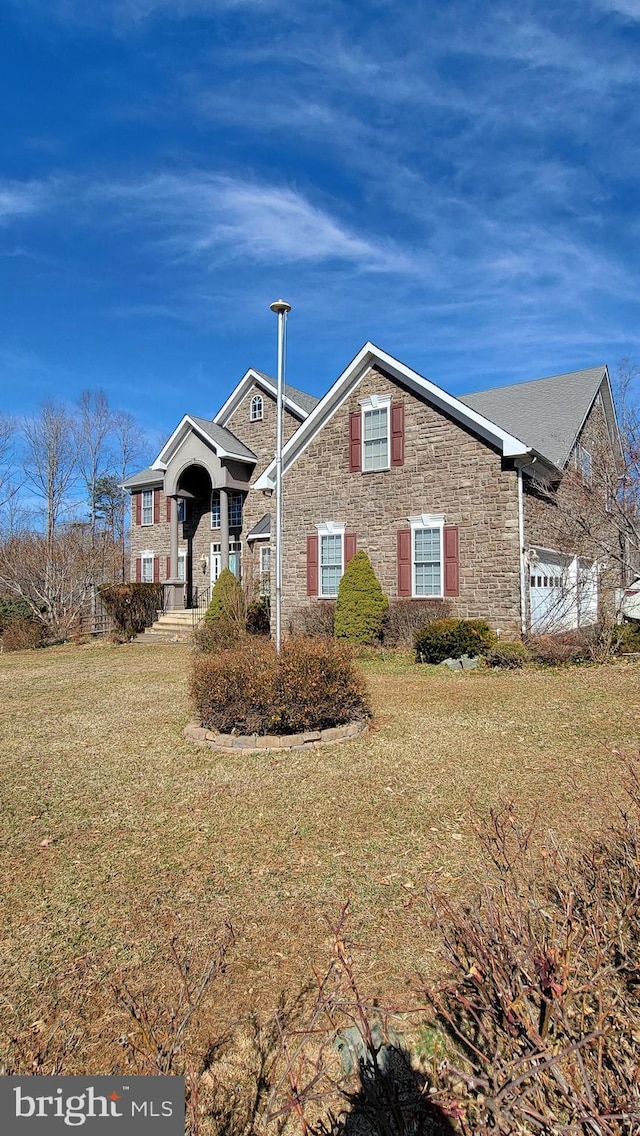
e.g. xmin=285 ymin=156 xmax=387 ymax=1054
xmin=190 ymin=636 xmax=371 ymax=735
xmin=334 ymin=551 xmax=388 ymax=645
xmin=98 ymin=582 xmax=163 ymax=639
xmin=2 ymin=618 xmax=44 ymax=651
xmin=289 ymin=601 xmax=336 ymax=639
xmin=525 ymin=630 xmax=590 ymax=666
xmin=381 ymin=598 xmax=452 ymax=648
xmin=414 ymin=618 xmax=496 ymax=664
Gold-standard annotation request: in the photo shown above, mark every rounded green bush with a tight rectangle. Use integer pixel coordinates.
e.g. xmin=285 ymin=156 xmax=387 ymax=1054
xmin=485 ymin=640 xmax=530 ymax=669
xmin=414 ymin=618 xmax=496 ymax=664
xmin=335 ymin=550 xmax=388 ymax=645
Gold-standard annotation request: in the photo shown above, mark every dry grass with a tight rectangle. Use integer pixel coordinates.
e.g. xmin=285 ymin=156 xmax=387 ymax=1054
xmin=0 ymin=641 xmax=638 ymax=1083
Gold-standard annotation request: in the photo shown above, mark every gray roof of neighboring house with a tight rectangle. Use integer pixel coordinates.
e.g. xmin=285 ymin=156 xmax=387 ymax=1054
xmin=246 ymin=513 xmax=271 ymax=541
xmin=121 ymin=466 xmax=164 ymax=489
xmin=187 ymin=415 xmax=257 ymax=461
xmin=459 ymin=365 xmax=608 ymax=468
xmin=251 ymin=370 xmax=319 ymax=416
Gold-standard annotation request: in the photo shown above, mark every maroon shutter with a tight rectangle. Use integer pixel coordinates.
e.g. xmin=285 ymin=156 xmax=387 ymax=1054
xmin=391 ymin=403 xmax=405 ymax=467
xmin=166 ymin=556 xmax=171 ymax=579
xmin=397 ymin=529 xmax=412 ymax=596
xmin=443 ymin=525 xmax=459 ymax=597
xmin=349 ymin=412 xmax=362 ymax=472
xmin=306 ymin=535 xmax=319 ymax=596
xmin=153 ymin=556 xmax=160 ymax=583
xmin=134 ymin=493 xmax=141 ymax=526
xmin=166 ymin=495 xmax=171 ymax=522
xmin=135 ymin=557 xmax=142 ymax=583
xmin=344 ymin=533 xmax=357 ymax=565
xmin=153 ymin=490 xmax=160 ymax=524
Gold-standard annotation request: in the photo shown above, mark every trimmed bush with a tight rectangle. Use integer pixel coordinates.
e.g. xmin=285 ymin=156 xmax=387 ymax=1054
xmin=381 ymin=599 xmax=453 ymax=648
xmin=289 ymin=601 xmax=336 ymax=639
xmin=190 ymin=636 xmax=371 ymax=735
xmin=335 ymin=551 xmax=388 ymax=645
xmin=204 ymin=569 xmax=245 ymax=626
xmin=414 ymin=617 xmax=496 ymax=664
xmin=526 ymin=630 xmax=590 ymax=666
xmin=2 ymin=618 xmax=44 ymax=652
xmin=98 ymin=583 xmax=163 ymax=639
xmin=485 ymin=640 xmax=530 ymax=669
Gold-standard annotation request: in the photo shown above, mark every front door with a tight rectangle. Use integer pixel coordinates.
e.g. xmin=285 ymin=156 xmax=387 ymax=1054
xmin=210 ymin=543 xmax=221 ymax=586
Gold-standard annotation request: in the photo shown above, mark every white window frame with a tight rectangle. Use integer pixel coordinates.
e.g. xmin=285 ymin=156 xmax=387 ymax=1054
xmin=177 ymin=547 xmax=187 ymax=582
xmin=141 ymin=489 xmax=153 ymax=526
xmin=250 ymin=394 xmax=264 ymax=421
xmin=141 ymin=550 xmax=154 ymax=583
xmin=316 ymin=521 xmax=345 ymax=599
xmin=409 ymin=514 xmax=445 ymax=598
xmin=577 ymin=444 xmax=593 ymax=487
xmin=210 ymin=491 xmax=243 ymax=530
xmin=259 ymin=545 xmax=271 ymax=597
xmin=360 ymin=394 xmax=391 ymax=472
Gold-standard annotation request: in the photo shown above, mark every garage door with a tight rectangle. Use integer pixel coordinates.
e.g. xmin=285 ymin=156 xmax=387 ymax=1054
xmin=529 ymin=551 xmax=574 ymax=632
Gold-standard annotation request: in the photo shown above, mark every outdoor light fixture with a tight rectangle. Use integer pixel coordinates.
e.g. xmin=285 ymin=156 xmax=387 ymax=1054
xmin=200 ymin=554 xmax=208 ymax=574
xmin=270 ymin=298 xmax=292 ymax=654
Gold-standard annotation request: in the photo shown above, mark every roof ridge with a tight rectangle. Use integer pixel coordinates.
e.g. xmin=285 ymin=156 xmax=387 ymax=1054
xmin=462 ymin=364 xmax=607 ymax=399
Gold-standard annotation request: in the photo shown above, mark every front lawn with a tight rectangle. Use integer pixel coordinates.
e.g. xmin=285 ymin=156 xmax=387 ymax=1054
xmin=1 ymin=643 xmax=638 ymax=1079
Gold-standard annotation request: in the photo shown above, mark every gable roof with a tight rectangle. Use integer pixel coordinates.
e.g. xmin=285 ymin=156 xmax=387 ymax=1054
xmin=214 ymin=367 xmax=319 ymax=426
xmin=152 ymin=413 xmax=257 ymax=470
xmin=460 ymin=365 xmax=617 ymax=468
xmin=254 ymin=342 xmax=532 ymax=491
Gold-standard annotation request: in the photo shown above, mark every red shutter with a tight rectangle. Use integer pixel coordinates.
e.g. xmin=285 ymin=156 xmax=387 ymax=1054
xmin=135 ymin=557 xmax=142 ymax=583
xmin=443 ymin=525 xmax=459 ymax=597
xmin=306 ymin=535 xmax=319 ymax=596
xmin=391 ymin=403 xmax=405 ymax=467
xmin=153 ymin=490 xmax=160 ymax=524
xmin=397 ymin=529 xmax=412 ymax=597
xmin=153 ymin=556 xmax=160 ymax=583
xmin=166 ymin=556 xmax=171 ymax=579
xmin=134 ymin=493 xmax=141 ymax=526
xmin=349 ymin=412 xmax=362 ymax=472
xmin=344 ymin=533 xmax=357 ymax=565
xmin=166 ymin=495 xmax=171 ymax=522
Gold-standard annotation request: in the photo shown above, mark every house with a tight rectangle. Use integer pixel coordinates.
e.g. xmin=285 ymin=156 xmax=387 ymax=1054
xmin=123 ymin=343 xmax=626 ymax=637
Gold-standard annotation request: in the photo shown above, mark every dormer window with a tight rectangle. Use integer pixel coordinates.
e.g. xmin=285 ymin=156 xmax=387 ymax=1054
xmin=250 ymin=395 xmax=263 ymax=422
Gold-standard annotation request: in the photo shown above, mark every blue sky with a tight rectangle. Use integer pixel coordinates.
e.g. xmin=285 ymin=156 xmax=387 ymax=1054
xmin=2 ymin=0 xmax=640 ymax=446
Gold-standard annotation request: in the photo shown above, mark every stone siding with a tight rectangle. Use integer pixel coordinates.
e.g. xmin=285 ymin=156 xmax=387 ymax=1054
xmin=280 ymin=365 xmax=523 ymax=635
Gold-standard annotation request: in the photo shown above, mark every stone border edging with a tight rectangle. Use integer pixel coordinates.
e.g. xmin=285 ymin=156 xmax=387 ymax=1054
xmin=184 ymin=718 xmax=368 ymax=752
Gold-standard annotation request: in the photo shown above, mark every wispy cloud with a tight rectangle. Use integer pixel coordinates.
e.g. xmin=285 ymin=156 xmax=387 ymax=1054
xmin=91 ymin=174 xmax=414 ymax=273
xmin=0 ymin=179 xmax=57 ymax=225
xmin=12 ymin=0 xmax=278 ymax=30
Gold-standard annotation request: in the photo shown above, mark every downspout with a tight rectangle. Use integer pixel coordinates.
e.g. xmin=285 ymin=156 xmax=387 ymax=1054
xmin=517 ymin=466 xmax=527 ymax=636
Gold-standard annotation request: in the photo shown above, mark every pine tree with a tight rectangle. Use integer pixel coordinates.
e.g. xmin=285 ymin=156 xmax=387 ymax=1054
xmin=335 ymin=550 xmax=388 ymax=644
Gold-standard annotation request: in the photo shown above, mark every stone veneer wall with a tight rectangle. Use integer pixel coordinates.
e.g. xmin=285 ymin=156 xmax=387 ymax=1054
xmin=280 ymin=365 xmax=523 ymax=636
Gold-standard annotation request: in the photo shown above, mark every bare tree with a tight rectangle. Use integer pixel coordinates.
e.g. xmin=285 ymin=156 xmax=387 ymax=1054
xmin=0 ymin=413 xmax=18 ymax=521
xmin=22 ymin=401 xmax=78 ymax=554
xmin=112 ymin=410 xmax=148 ymax=581
xmin=74 ymin=390 xmax=115 ymax=544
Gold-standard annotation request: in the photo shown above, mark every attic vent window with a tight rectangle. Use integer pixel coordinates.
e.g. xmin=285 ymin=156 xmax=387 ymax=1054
xmin=250 ymin=395 xmax=263 ymax=422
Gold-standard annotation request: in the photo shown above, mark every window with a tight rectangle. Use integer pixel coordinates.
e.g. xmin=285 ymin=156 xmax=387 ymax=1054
xmin=141 ymin=552 xmax=154 ymax=583
xmin=250 ymin=395 xmax=263 ymax=421
xmin=259 ymin=546 xmax=271 ymax=597
xmin=177 ymin=550 xmax=186 ymax=581
xmin=142 ymin=490 xmax=153 ymax=526
xmin=577 ymin=444 xmax=592 ymax=487
xmin=210 ymin=491 xmax=243 ymax=530
xmin=177 ymin=498 xmax=186 ymax=523
xmin=210 ymin=541 xmax=241 ymax=583
xmin=319 ymin=531 xmax=343 ymax=598
xmin=361 ymin=396 xmax=391 ymax=471
xmin=409 ymin=514 xmax=445 ymax=597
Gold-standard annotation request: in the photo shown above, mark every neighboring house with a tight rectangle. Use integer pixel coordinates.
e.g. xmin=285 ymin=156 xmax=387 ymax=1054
xmin=123 ymin=344 xmax=627 ymax=637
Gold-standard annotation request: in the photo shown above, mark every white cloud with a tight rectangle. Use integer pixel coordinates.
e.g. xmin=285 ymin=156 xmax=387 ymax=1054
xmin=92 ymin=174 xmax=414 ymax=273
xmin=13 ymin=0 xmax=277 ymax=29
xmin=0 ymin=180 xmax=56 ymax=224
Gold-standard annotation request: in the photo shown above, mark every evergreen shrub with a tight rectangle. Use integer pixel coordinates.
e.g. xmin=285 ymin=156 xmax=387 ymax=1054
xmin=615 ymin=620 xmax=640 ymax=654
xmin=246 ymin=598 xmax=270 ymax=636
xmin=190 ymin=636 xmax=371 ymax=735
xmin=99 ymin=583 xmax=163 ymax=639
xmin=0 ymin=595 xmax=36 ymax=632
xmin=334 ymin=551 xmax=388 ymax=644
xmin=485 ymin=640 xmax=530 ymax=669
xmin=414 ymin=618 xmax=496 ymax=664
xmin=204 ymin=569 xmax=245 ymax=626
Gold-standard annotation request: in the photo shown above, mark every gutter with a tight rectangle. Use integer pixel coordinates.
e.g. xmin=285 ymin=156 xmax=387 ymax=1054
xmin=517 ymin=466 xmax=527 ymax=636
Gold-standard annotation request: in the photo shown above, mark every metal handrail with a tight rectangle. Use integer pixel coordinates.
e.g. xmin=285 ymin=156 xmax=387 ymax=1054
xmin=192 ymin=585 xmax=211 ymax=628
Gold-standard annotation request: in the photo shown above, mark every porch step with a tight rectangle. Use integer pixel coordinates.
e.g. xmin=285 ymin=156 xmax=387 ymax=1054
xmin=135 ymin=609 xmax=196 ymax=644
